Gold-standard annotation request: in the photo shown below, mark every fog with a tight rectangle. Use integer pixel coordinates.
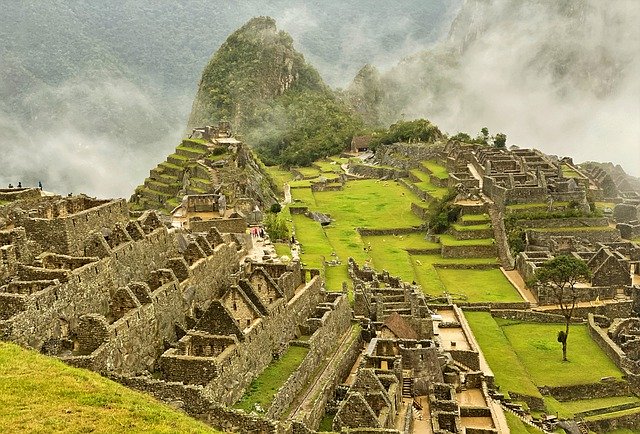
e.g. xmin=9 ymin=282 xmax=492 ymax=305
xmin=0 ymin=74 xmax=185 ymax=198
xmin=384 ymin=0 xmax=640 ymax=176
xmin=1 ymin=0 xmax=637 ymax=199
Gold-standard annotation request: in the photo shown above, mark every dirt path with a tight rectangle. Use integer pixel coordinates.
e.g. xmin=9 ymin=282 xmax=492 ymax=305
xmin=503 ymin=268 xmax=537 ymax=305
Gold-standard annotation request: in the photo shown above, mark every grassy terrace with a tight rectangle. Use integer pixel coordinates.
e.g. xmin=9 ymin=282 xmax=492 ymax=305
xmin=314 ymin=160 xmax=344 ymax=173
xmin=265 ymin=166 xmax=294 ymax=195
xmin=451 ymin=223 xmax=492 ymax=231
xmin=410 ymin=169 xmax=431 ymax=182
xmin=421 ymin=160 xmax=449 ymax=179
xmin=414 ymin=181 xmax=449 ymax=199
xmin=411 ymin=255 xmax=498 ymax=297
xmin=234 ymin=345 xmax=309 ymax=413
xmin=465 ymin=311 xmax=626 ymax=416
xmin=544 ymin=396 xmax=640 ymax=419
xmin=505 ymin=412 xmax=544 ymax=434
xmin=296 ymin=167 xmax=321 ymax=178
xmin=436 ymin=268 xmax=522 ymax=302
xmin=461 ymin=213 xmax=491 ymax=223
xmin=0 ymin=342 xmax=217 ymax=433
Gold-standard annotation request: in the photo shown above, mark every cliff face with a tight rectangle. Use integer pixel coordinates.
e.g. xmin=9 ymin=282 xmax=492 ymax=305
xmin=187 ymin=17 xmax=324 ymax=130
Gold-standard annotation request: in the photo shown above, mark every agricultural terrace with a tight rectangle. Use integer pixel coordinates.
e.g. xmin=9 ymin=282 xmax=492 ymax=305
xmin=464 ymin=312 xmax=638 ymax=420
xmin=270 ymin=158 xmax=522 ymax=304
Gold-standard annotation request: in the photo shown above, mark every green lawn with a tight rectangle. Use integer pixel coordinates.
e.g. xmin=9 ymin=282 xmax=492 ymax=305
xmin=0 ymin=343 xmax=218 ymax=433
xmin=435 ymin=268 xmax=523 ymax=302
xmin=498 ymin=320 xmax=624 ymax=386
xmin=421 ymin=160 xmax=449 ymax=180
xmin=544 ymin=396 xmax=640 ymax=419
xmin=411 ymin=255 xmax=498 ymax=297
xmin=292 ymin=214 xmax=332 ymax=269
xmin=414 ymin=181 xmax=449 ymax=199
xmin=461 ymin=213 xmax=491 ymax=223
xmin=296 ymin=167 xmax=321 ymax=178
xmin=464 ymin=312 xmax=542 ymax=399
xmin=314 ymin=160 xmax=344 ymax=173
xmin=410 ymin=169 xmax=431 ymax=182
xmin=313 ymin=179 xmax=422 ymax=230
xmin=451 ymin=223 xmax=492 ymax=231
xmin=290 ymin=187 xmax=317 ymax=207
xmin=505 ymin=412 xmax=544 ymax=434
xmin=265 ymin=165 xmax=294 ymax=195
xmin=274 ymin=242 xmax=291 ymax=258
xmin=234 ymin=345 xmax=309 ymax=412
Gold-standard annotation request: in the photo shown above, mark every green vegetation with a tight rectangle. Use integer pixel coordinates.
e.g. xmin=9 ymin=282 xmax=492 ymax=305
xmin=234 ymin=345 xmax=309 ymax=412
xmin=264 ymin=212 xmax=289 ymax=241
xmin=505 ymin=412 xmax=544 ymax=434
xmin=421 ymin=160 xmax=448 ymax=180
xmin=461 ymin=213 xmax=491 ymax=223
xmin=265 ymin=165 xmax=294 ymax=195
xmin=499 ymin=320 xmax=621 ymax=385
xmin=544 ymin=396 xmax=640 ymax=419
xmin=0 ymin=342 xmax=217 ymax=433
xmin=464 ymin=312 xmax=542 ymax=398
xmin=274 ymin=242 xmax=291 ymax=258
xmin=435 ymin=268 xmax=522 ymax=302
xmin=427 ymin=189 xmax=460 ymax=233
xmin=534 ymin=255 xmax=591 ymax=361
xmin=370 ymin=119 xmax=444 ymax=149
xmin=412 ymin=255 xmax=498 ymax=297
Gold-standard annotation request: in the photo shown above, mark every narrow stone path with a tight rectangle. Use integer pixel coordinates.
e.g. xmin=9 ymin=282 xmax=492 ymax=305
xmin=486 ymin=198 xmax=515 ymax=270
xmin=503 ymin=268 xmax=537 ymax=305
xmin=286 ymin=327 xmax=360 ymax=423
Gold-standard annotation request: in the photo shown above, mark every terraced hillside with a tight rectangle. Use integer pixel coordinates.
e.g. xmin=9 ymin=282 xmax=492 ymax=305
xmin=130 ymin=137 xmax=277 ymax=213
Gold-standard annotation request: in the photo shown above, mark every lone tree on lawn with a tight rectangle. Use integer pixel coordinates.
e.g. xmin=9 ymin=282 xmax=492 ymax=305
xmin=535 ymin=255 xmax=591 ymax=361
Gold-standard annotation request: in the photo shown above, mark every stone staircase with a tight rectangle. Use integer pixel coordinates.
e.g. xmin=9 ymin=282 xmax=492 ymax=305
xmin=402 ymin=377 xmax=413 ymax=398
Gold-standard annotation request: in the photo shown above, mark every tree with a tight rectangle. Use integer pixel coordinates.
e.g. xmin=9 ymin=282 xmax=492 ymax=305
xmin=534 ymin=255 xmax=591 ymax=361
xmin=493 ymin=133 xmax=507 ymax=148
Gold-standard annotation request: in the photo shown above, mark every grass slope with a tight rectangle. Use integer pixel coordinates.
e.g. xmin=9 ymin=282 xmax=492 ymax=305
xmin=0 ymin=342 xmax=217 ymax=433
xmin=435 ymin=268 xmax=522 ymax=302
xmin=234 ymin=345 xmax=309 ymax=412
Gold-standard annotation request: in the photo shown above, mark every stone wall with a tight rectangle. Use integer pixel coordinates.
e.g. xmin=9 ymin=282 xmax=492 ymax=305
xmin=190 ymin=218 xmax=248 ymax=234
xmin=532 ymin=284 xmax=616 ymax=306
xmin=111 ymin=375 xmax=284 ymax=434
xmin=19 ymin=199 xmax=129 ymax=256
xmin=350 ymin=164 xmax=408 ymax=180
xmin=441 ymin=244 xmax=497 ymax=259
xmin=490 ymin=309 xmax=582 ymax=324
xmin=267 ymin=294 xmax=352 ymax=420
xmin=539 ymin=379 xmax=632 ymax=401
xmin=526 ymin=228 xmax=620 ymax=246
xmin=585 ymin=410 xmax=640 ymax=433
xmin=587 ymin=314 xmax=640 ymax=375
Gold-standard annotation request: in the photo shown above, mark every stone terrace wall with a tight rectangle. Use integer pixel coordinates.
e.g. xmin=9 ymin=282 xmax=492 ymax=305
xmin=109 ymin=227 xmax=180 ymax=287
xmin=111 ymin=375 xmax=283 ymax=434
xmin=588 ymin=314 xmax=640 ymax=375
xmin=20 ymin=199 xmax=129 ymax=256
xmin=266 ymin=294 xmax=352 ymax=420
xmin=441 ymin=244 xmax=497 ymax=259
xmin=184 ymin=242 xmax=241 ymax=304
xmin=0 ymin=259 xmax=113 ymax=350
xmin=490 ymin=309 xmax=582 ymax=324
xmin=532 ymin=284 xmax=616 ymax=306
xmin=515 ymin=217 xmax=610 ymax=229
xmin=67 ymin=278 xmax=187 ymax=374
xmin=190 ymin=218 xmax=248 ymax=234
xmin=585 ymin=409 xmax=640 ymax=433
xmin=350 ymin=164 xmax=408 ymax=180
xmin=539 ymin=379 xmax=632 ymax=401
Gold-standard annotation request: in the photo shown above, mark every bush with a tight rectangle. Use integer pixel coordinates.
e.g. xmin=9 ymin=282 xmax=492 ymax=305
xmin=270 ymin=203 xmax=282 ymax=213
xmin=264 ymin=213 xmax=289 ymax=241
xmin=370 ymin=119 xmax=443 ymax=149
xmin=427 ymin=189 xmax=460 ymax=234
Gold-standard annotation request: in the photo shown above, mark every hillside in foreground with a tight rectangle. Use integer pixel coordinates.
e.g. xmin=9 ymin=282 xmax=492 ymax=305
xmin=0 ymin=342 xmax=218 ymax=433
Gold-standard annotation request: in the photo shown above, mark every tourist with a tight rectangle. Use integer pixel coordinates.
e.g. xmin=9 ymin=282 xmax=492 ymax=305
xmin=38 ymin=181 xmax=43 ymax=190
xmin=260 ymin=228 xmax=265 ymax=238
xmin=17 ymin=182 xmax=22 ymax=188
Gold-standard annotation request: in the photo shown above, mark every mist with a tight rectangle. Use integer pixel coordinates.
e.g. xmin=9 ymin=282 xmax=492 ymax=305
xmin=0 ymin=74 xmax=185 ymax=198
xmin=382 ymin=0 xmax=640 ymax=176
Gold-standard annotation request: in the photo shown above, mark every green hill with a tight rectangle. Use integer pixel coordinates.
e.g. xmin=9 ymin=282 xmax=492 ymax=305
xmin=187 ymin=17 xmax=363 ymax=167
xmin=0 ymin=342 xmax=219 ymax=433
